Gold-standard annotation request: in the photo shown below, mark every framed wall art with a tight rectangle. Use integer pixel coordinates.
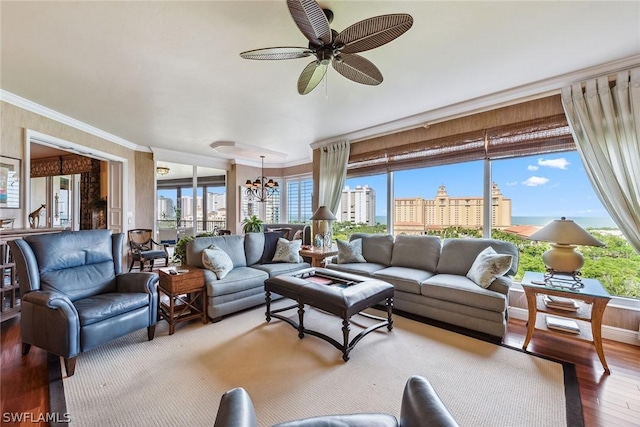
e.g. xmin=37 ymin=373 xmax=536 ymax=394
xmin=0 ymin=156 xmax=21 ymax=208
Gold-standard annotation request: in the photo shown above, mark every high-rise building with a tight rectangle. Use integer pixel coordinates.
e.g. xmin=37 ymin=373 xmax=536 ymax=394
xmin=394 ymin=183 xmax=511 ymax=235
xmin=157 ymin=196 xmax=175 ymax=219
xmin=338 ymin=185 xmax=376 ymax=225
xmin=207 ymin=192 xmax=226 ymax=213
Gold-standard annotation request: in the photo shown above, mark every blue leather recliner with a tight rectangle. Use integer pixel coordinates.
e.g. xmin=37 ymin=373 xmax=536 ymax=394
xmin=9 ymin=229 xmax=158 ymax=377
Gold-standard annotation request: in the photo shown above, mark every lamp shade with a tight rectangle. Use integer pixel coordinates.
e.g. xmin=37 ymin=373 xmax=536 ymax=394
xmin=310 ymin=206 xmax=336 ymax=221
xmin=528 ymin=217 xmax=604 ymax=247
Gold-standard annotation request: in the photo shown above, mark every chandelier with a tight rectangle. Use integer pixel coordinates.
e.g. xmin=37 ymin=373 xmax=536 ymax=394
xmin=156 ymin=166 xmax=170 ymax=176
xmin=245 ymin=156 xmax=279 ymax=202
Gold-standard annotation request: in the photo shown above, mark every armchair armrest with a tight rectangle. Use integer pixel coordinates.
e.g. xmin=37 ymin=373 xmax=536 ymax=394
xmin=213 ymin=387 xmax=258 ymax=427
xmin=399 ymin=376 xmax=459 ymax=427
xmin=21 ymin=291 xmax=81 ymax=358
xmin=116 ymin=272 xmax=159 ymax=294
xmin=150 ymin=238 xmax=169 ymax=251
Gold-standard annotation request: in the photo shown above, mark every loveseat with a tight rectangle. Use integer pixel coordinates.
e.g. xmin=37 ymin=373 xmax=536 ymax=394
xmin=325 ymin=234 xmax=519 ymax=339
xmin=185 ymin=230 xmax=311 ymax=320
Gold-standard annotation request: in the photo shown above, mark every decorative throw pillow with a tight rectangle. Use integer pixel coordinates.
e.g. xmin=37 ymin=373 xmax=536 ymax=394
xmin=466 ymin=246 xmax=513 ymax=288
xmin=202 ymin=245 xmax=234 ymax=280
xmin=337 ymin=238 xmax=367 ymax=264
xmin=271 ymin=238 xmax=303 ymax=263
xmin=292 ymin=229 xmax=303 ymax=240
xmin=266 ymin=227 xmax=291 ymax=239
xmin=261 ymin=230 xmax=287 ymax=264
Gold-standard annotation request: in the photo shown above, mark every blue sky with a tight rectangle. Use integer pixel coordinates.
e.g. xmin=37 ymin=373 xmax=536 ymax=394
xmin=346 ymin=151 xmax=611 ymax=219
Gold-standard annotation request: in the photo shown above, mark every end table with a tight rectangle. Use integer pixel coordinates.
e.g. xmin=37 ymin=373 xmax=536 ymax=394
xmin=520 ymin=271 xmax=611 ymax=374
xmin=158 ymin=268 xmax=207 ymax=335
xmin=299 ymin=246 xmax=338 ymax=268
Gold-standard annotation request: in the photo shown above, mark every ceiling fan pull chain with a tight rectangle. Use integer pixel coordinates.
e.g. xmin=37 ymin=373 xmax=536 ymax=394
xmin=324 ymin=71 xmax=329 ymax=98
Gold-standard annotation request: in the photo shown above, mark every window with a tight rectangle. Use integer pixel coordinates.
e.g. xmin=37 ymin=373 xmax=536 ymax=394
xmin=156 ymin=162 xmax=226 ymax=240
xmin=492 ymin=152 xmax=639 ymax=298
xmin=286 ymin=176 xmax=312 ymax=223
xmin=239 ymin=184 xmax=281 ymax=224
xmin=333 ymin=174 xmax=387 ymax=241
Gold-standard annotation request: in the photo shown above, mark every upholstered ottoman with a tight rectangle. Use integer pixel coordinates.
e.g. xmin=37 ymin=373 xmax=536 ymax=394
xmin=264 ymin=268 xmax=394 ymax=361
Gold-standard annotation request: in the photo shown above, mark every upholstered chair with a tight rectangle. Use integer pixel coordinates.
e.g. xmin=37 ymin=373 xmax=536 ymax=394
xmin=213 ymin=375 xmax=459 ymax=427
xmin=9 ymin=229 xmax=159 ymax=377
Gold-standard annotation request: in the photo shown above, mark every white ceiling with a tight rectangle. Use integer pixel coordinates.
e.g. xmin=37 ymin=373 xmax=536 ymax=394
xmin=2 ymin=1 xmax=639 ymax=167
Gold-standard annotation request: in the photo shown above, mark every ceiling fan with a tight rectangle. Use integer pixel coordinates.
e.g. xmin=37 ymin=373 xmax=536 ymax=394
xmin=239 ymin=0 xmax=413 ymax=95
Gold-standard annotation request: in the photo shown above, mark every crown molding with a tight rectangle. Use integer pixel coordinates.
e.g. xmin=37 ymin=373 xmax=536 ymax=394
xmin=0 ymin=90 xmax=150 ymax=152
xmin=151 ymin=147 xmax=231 ymax=170
xmin=311 ymin=55 xmax=640 ymax=149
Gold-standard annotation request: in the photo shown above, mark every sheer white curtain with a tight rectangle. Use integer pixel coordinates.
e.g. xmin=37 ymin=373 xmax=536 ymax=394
xmin=561 ymin=68 xmax=640 ymax=253
xmin=318 ymin=140 xmax=350 ymax=215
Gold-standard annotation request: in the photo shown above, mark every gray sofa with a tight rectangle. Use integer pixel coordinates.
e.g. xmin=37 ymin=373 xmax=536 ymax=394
xmin=185 ymin=231 xmax=311 ymax=320
xmin=326 ymin=234 xmax=519 ymax=339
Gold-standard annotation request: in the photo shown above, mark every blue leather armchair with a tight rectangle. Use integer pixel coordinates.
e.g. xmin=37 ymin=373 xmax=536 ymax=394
xmin=9 ymin=229 xmax=158 ymax=377
xmin=213 ymin=375 xmax=459 ymax=427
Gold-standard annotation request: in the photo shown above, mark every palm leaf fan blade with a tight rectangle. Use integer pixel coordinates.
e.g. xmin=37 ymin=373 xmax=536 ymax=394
xmin=287 ymin=0 xmax=332 ymax=45
xmin=332 ymin=54 xmax=383 ymax=86
xmin=336 ymin=14 xmax=413 ymax=54
xmin=240 ymin=47 xmax=312 ymax=60
xmin=298 ymin=61 xmax=327 ymax=94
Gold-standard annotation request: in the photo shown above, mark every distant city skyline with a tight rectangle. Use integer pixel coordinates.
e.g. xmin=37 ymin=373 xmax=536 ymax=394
xmin=346 ymin=151 xmax=613 ymax=222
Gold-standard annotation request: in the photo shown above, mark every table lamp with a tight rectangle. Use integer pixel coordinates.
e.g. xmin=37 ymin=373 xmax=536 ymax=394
xmin=310 ymin=206 xmax=336 ymax=248
xmin=528 ymin=217 xmax=604 ymax=287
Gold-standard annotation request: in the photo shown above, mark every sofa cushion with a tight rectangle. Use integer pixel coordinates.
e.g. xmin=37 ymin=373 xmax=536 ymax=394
xmin=204 ymin=267 xmax=268 ymax=297
xmin=252 ymin=261 xmax=312 ymax=277
xmin=187 ymin=235 xmax=247 ymax=268
xmin=266 ymin=227 xmax=292 ymax=239
xmin=466 ymin=247 xmax=513 ymax=288
xmin=436 ymin=238 xmax=519 ymax=276
xmin=390 ymin=235 xmax=441 ymax=272
xmin=244 ymin=232 xmax=265 ymax=266
xmin=272 ymin=238 xmax=303 ymax=263
xmin=202 ymin=245 xmax=234 ymax=280
xmin=373 ymin=267 xmax=435 ymax=295
xmin=261 ymin=231 xmax=288 ymax=264
xmin=421 ymin=274 xmax=507 ymax=312
xmin=325 ymin=262 xmax=387 ymax=277
xmin=350 ymin=233 xmax=395 ymax=266
xmin=337 ymin=238 xmax=366 ymax=263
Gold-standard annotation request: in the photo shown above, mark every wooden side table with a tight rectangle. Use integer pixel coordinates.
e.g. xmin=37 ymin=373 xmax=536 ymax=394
xmin=158 ymin=268 xmax=207 ymax=335
xmin=299 ymin=246 xmax=338 ymax=268
xmin=520 ymin=271 xmax=611 ymax=374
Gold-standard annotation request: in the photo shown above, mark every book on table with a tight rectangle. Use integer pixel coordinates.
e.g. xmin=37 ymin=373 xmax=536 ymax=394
xmin=543 ymin=295 xmax=579 ymax=311
xmin=545 ymin=315 xmax=580 ymax=334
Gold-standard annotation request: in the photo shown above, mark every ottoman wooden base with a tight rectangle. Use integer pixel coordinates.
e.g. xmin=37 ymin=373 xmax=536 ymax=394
xmin=264 ymin=268 xmax=394 ymax=361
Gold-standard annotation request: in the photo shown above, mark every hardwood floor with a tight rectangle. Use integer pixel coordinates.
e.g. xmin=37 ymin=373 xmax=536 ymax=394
xmin=2 ymin=315 xmax=639 ymax=426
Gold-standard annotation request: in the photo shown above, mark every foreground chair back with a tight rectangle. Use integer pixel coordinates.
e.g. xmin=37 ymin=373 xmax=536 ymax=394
xmin=213 ymin=375 xmax=459 ymax=427
xmin=9 ymin=229 xmax=159 ymax=376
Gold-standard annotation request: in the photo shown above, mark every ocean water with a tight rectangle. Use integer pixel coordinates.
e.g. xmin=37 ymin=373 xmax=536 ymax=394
xmin=512 ymin=216 xmax=618 ymax=229
xmin=375 ymin=216 xmax=617 ymax=229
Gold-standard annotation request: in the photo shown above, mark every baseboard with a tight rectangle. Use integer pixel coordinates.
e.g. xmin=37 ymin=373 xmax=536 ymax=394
xmin=508 ymin=306 xmax=640 ymax=347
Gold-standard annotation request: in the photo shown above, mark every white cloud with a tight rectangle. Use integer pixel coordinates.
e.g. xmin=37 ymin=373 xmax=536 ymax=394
xmin=527 ymin=165 xmax=539 ymax=171
xmin=538 ymin=157 xmax=569 ymax=169
xmin=522 ymin=176 xmax=549 ymax=187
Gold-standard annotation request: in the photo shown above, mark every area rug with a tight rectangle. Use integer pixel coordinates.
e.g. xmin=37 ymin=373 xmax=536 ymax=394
xmin=52 ymin=303 xmax=582 ymax=426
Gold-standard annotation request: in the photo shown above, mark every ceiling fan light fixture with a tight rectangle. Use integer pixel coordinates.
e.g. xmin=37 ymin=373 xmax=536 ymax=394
xmin=240 ymin=0 xmax=413 ymax=95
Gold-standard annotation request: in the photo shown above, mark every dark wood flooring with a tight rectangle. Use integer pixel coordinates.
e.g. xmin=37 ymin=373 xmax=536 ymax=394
xmin=2 ymin=315 xmax=639 ymax=426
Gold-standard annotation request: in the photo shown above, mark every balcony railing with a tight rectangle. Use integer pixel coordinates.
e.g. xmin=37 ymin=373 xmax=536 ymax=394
xmin=156 ymin=219 xmax=227 ymax=234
